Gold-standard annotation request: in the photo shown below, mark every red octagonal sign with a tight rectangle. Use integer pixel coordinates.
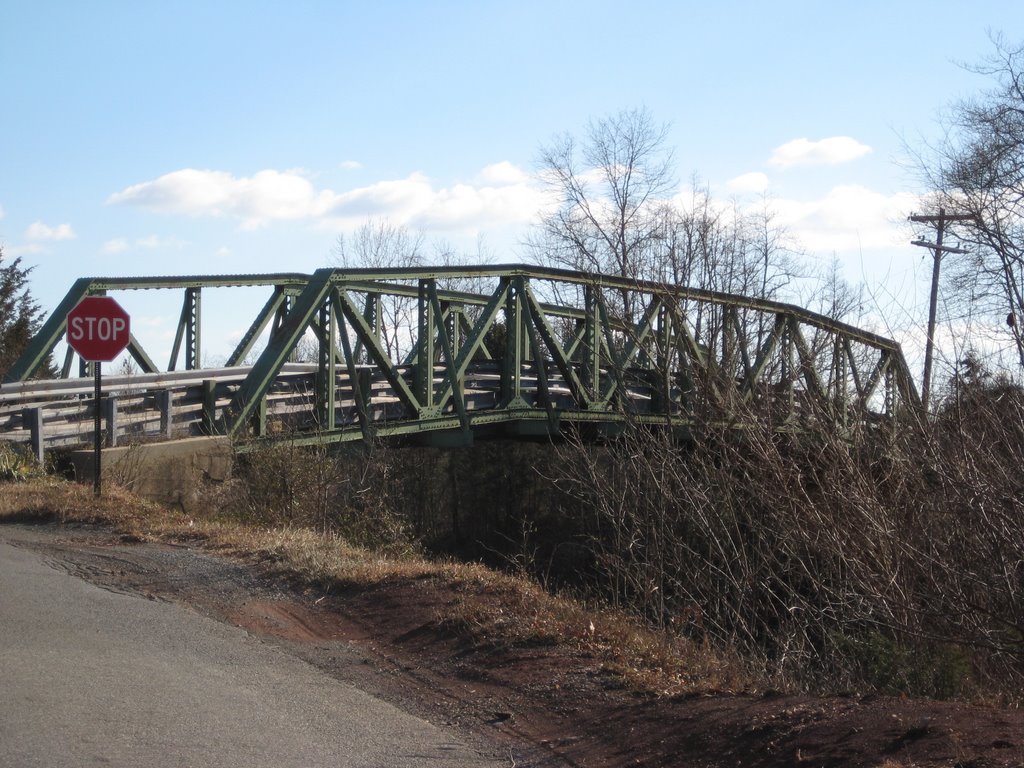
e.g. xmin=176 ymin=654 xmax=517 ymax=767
xmin=67 ymin=296 xmax=131 ymax=362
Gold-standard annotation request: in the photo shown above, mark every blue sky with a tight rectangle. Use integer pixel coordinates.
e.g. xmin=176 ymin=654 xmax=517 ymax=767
xmin=2 ymin=1 xmax=1023 ymax=368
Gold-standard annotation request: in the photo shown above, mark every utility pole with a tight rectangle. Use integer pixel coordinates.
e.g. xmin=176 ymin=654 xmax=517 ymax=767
xmin=909 ymin=208 xmax=974 ymax=412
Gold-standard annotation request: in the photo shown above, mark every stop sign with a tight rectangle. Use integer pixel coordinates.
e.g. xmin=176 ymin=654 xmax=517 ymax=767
xmin=67 ymin=296 xmax=131 ymax=362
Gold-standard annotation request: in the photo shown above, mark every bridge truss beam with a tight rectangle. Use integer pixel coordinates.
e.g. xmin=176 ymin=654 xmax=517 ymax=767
xmin=1 ymin=265 xmax=921 ymax=450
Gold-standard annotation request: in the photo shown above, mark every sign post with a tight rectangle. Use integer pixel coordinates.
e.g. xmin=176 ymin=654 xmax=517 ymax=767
xmin=66 ymin=297 xmax=131 ymax=496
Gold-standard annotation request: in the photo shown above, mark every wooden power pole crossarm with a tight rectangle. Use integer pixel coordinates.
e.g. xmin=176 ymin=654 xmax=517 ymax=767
xmin=909 ymin=209 xmax=977 ymax=412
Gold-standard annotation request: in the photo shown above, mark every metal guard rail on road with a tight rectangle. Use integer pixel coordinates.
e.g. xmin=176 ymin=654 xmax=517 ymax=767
xmin=1 ymin=265 xmax=921 ymax=454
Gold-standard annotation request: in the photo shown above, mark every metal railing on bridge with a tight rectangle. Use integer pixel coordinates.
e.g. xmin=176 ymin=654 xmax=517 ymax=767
xmin=1 ymin=265 xmax=921 ymax=457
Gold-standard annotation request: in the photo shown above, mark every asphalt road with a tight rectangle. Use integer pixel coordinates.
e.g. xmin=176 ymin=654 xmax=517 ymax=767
xmin=0 ymin=537 xmax=502 ymax=768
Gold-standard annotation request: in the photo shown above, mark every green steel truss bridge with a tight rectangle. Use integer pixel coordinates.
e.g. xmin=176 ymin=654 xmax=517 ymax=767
xmin=1 ymin=265 xmax=920 ymax=457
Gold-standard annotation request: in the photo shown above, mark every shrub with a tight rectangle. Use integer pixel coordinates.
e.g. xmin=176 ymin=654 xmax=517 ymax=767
xmin=0 ymin=442 xmax=44 ymax=482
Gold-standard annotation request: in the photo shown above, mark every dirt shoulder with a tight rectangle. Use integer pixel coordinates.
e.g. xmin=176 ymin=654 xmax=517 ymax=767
xmin=1 ymin=513 xmax=1021 ymax=768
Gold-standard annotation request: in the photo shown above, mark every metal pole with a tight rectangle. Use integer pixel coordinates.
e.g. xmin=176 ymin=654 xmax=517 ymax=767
xmin=94 ymin=361 xmax=102 ymax=497
xmin=910 ymin=209 xmax=973 ymax=412
xmin=921 ymin=209 xmax=945 ymax=413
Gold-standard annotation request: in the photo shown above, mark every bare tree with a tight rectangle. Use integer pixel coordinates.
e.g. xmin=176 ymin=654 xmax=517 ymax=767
xmin=917 ymin=35 xmax=1024 ymax=368
xmin=531 ymin=112 xmax=803 ymax=325
xmin=334 ymin=218 xmax=427 ymax=273
xmin=530 ymin=108 xmax=677 ymax=324
xmin=332 ymin=219 xmax=426 ymax=361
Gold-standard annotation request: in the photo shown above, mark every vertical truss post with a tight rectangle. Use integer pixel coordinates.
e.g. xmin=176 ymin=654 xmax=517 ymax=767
xmin=353 ymin=294 xmax=382 ymax=364
xmin=186 ymin=287 xmax=201 ymax=370
xmin=416 ymin=279 xmax=436 ymax=414
xmin=834 ymin=334 xmax=848 ymax=430
xmin=315 ymin=298 xmax=337 ymax=429
xmin=653 ymin=304 xmax=672 ymax=412
xmin=781 ymin=319 xmax=795 ymax=419
xmin=169 ymin=287 xmax=202 ymax=371
xmin=446 ymin=304 xmax=463 ymax=356
xmin=502 ymin=277 xmax=527 ymax=408
xmin=520 ymin=300 xmax=533 ymax=364
xmin=635 ymin=296 xmax=655 ymax=371
xmin=582 ymin=285 xmax=601 ymax=403
xmin=884 ymin=353 xmax=895 ymax=421
xmin=722 ymin=306 xmax=736 ymax=381
xmin=722 ymin=306 xmax=739 ymax=409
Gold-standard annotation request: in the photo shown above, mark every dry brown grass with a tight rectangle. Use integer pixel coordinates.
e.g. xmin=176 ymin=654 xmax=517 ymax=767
xmin=0 ymin=477 xmax=746 ymax=697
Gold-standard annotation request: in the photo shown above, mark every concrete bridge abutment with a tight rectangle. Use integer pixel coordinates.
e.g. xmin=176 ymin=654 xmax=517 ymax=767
xmin=70 ymin=436 xmax=232 ymax=513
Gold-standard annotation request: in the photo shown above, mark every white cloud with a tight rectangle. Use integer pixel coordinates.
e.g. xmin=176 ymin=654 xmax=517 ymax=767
xmin=25 ymin=221 xmax=76 ymax=241
xmin=107 ymin=168 xmax=327 ymax=229
xmin=726 ymin=172 xmax=770 ymax=194
xmin=0 ymin=204 xmax=5 ymax=219
xmin=136 ymin=234 xmax=186 ymax=249
xmin=477 ymin=161 xmax=528 ymax=185
xmin=102 ymin=238 xmax=130 ymax=254
xmin=771 ymin=184 xmax=919 ymax=252
xmin=768 ymin=137 xmax=872 ymax=168
xmin=5 ymin=244 xmax=44 ymax=256
xmin=102 ymin=235 xmax=185 ymax=254
xmin=109 ymin=165 xmax=545 ymax=234
xmin=136 ymin=235 xmax=164 ymax=249
xmin=215 ymin=246 xmax=231 ymax=257
xmin=340 ymin=160 xmax=363 ymax=170
xmin=322 ymin=173 xmax=435 ymax=223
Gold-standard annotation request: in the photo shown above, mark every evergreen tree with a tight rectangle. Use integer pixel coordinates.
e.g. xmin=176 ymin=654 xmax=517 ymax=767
xmin=0 ymin=246 xmax=52 ymax=380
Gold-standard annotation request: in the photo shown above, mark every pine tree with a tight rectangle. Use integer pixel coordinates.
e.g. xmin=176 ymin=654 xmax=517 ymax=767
xmin=0 ymin=247 xmax=52 ymax=379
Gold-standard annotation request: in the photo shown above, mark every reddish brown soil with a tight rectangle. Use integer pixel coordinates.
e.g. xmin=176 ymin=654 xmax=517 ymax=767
xmin=8 ymin=522 xmax=1024 ymax=768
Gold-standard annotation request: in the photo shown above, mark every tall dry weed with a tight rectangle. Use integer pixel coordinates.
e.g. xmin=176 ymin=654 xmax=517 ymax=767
xmin=552 ymin=373 xmax=1024 ymax=700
